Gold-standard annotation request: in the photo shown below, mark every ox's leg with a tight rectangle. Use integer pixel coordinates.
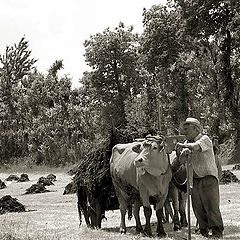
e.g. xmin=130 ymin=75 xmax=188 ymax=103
xmin=169 ymin=183 xmax=181 ymax=231
xmin=77 ymin=185 xmax=91 ymax=227
xmin=133 ymin=200 xmax=143 ymax=234
xmin=143 ymin=206 xmax=152 ymax=237
xmin=164 ymin=197 xmax=174 ymax=223
xmin=155 ymin=196 xmax=167 ymax=238
xmin=112 ymin=183 xmax=128 ymax=234
xmin=156 ymin=207 xmax=167 ymax=238
xmin=179 ymin=191 xmax=188 ymax=227
xmin=120 ymin=205 xmax=127 ymax=234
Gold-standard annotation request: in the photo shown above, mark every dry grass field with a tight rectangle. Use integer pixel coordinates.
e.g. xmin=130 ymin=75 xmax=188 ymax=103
xmin=0 ymin=164 xmax=240 ymax=240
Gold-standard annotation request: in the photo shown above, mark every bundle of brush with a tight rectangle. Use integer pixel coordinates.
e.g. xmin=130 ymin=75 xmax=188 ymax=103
xmin=71 ymin=129 xmax=133 ymax=211
xmin=220 ymin=170 xmax=240 ymax=184
xmin=0 ymin=179 xmax=6 ymax=189
xmin=0 ymin=195 xmax=26 ymax=214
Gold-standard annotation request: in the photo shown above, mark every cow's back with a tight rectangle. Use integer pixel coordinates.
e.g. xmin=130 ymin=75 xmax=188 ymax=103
xmin=110 ymin=142 xmax=140 ymax=191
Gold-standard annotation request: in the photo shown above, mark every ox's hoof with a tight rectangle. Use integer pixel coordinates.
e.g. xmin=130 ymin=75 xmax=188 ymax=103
xmin=120 ymin=228 xmax=126 ymax=234
xmin=135 ymin=227 xmax=144 ymax=234
xmin=157 ymin=232 xmax=167 ymax=238
xmin=143 ymin=229 xmax=152 ymax=237
xmin=181 ymin=222 xmax=188 ymax=228
xmin=173 ymin=224 xmax=181 ymax=231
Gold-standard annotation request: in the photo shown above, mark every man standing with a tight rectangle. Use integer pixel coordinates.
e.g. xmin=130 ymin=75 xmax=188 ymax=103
xmin=176 ymin=117 xmax=224 ymax=239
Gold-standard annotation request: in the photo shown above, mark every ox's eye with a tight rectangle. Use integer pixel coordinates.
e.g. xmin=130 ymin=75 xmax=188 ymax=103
xmin=152 ymin=146 xmax=158 ymax=150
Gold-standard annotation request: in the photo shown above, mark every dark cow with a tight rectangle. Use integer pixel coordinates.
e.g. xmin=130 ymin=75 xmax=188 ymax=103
xmin=76 ymin=183 xmax=105 ymax=229
xmin=76 ymin=182 xmax=119 ymax=229
xmin=169 ymin=159 xmax=188 ymax=230
xmin=110 ymin=137 xmax=172 ymax=237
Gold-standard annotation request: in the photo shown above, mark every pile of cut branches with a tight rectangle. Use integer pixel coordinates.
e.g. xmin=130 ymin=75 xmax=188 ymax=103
xmin=0 ymin=195 xmax=26 ymax=214
xmin=220 ymin=170 xmax=240 ymax=184
xmin=71 ymin=129 xmax=132 ymax=211
xmin=0 ymin=179 xmax=6 ymax=189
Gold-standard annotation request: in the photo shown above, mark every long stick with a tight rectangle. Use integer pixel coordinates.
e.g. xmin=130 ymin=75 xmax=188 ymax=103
xmin=186 ymin=154 xmax=191 ymax=240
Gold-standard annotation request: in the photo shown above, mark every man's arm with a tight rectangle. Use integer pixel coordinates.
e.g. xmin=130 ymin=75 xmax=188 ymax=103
xmin=176 ymin=142 xmax=201 ymax=152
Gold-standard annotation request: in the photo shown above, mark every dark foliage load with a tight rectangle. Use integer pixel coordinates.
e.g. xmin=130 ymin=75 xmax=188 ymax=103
xmin=46 ymin=174 xmax=57 ymax=182
xmin=220 ymin=170 xmax=240 ymax=184
xmin=0 ymin=179 xmax=6 ymax=189
xmin=18 ymin=173 xmax=29 ymax=182
xmin=0 ymin=195 xmax=26 ymax=214
xmin=25 ymin=184 xmax=50 ymax=194
xmin=5 ymin=175 xmax=20 ymax=181
xmin=71 ymin=130 xmax=132 ymax=211
xmin=37 ymin=177 xmax=54 ymax=187
xmin=63 ymin=181 xmax=77 ymax=195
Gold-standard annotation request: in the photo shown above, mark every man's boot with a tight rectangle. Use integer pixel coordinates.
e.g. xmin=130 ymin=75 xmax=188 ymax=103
xmin=199 ymin=228 xmax=209 ymax=237
xmin=210 ymin=226 xmax=223 ymax=239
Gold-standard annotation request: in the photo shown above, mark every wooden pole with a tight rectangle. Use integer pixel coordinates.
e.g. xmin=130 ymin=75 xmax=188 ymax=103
xmin=186 ymin=154 xmax=191 ymax=240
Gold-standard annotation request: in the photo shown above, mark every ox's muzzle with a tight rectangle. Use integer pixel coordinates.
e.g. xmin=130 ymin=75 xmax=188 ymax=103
xmin=134 ymin=157 xmax=144 ymax=167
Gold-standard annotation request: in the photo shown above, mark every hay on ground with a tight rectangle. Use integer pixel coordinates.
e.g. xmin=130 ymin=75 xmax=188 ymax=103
xmin=220 ymin=170 xmax=240 ymax=184
xmin=46 ymin=174 xmax=57 ymax=181
xmin=18 ymin=173 xmax=29 ymax=182
xmin=63 ymin=182 xmax=77 ymax=195
xmin=0 ymin=179 xmax=6 ymax=189
xmin=232 ymin=164 xmax=240 ymax=170
xmin=37 ymin=177 xmax=54 ymax=186
xmin=0 ymin=195 xmax=26 ymax=214
xmin=5 ymin=174 xmax=19 ymax=181
xmin=25 ymin=183 xmax=50 ymax=194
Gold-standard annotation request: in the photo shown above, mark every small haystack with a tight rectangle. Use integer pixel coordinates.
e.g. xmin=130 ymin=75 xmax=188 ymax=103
xmin=220 ymin=170 xmax=240 ymax=184
xmin=5 ymin=174 xmax=20 ymax=181
xmin=232 ymin=164 xmax=240 ymax=170
xmin=46 ymin=174 xmax=57 ymax=182
xmin=63 ymin=181 xmax=77 ymax=195
xmin=37 ymin=177 xmax=54 ymax=186
xmin=0 ymin=179 xmax=6 ymax=189
xmin=25 ymin=184 xmax=50 ymax=194
xmin=0 ymin=195 xmax=26 ymax=214
xmin=18 ymin=173 xmax=29 ymax=182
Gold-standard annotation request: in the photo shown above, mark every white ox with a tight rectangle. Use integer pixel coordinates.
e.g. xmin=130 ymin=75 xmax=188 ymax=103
xmin=110 ymin=137 xmax=172 ymax=237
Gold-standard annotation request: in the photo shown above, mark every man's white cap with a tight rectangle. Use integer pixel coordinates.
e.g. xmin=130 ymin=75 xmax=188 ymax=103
xmin=182 ymin=117 xmax=203 ymax=131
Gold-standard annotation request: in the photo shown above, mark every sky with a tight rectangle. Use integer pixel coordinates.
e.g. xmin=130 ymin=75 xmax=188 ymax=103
xmin=1 ymin=0 xmax=167 ymax=88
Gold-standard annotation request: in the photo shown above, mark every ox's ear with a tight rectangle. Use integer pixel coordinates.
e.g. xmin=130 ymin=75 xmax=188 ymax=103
xmin=132 ymin=143 xmax=142 ymax=154
xmin=115 ymin=146 xmax=126 ymax=155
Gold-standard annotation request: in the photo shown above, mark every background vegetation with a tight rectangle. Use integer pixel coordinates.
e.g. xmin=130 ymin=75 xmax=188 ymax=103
xmin=0 ymin=0 xmax=239 ymax=167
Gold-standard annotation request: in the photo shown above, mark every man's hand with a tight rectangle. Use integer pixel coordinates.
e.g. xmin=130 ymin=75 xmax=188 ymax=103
xmin=180 ymin=148 xmax=192 ymax=156
xmin=179 ymin=148 xmax=192 ymax=164
xmin=175 ymin=142 xmax=183 ymax=157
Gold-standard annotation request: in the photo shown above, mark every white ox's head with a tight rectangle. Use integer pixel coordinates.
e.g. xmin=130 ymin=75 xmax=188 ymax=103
xmin=133 ymin=138 xmax=169 ymax=176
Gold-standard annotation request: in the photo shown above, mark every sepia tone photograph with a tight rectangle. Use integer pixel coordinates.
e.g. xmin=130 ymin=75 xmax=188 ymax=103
xmin=0 ymin=0 xmax=240 ymax=239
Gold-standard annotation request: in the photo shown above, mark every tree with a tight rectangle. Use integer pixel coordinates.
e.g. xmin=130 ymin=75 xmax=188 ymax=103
xmin=174 ymin=0 xmax=240 ymax=162
xmin=140 ymin=4 xmax=189 ymax=132
xmin=82 ymin=22 xmax=141 ymax=131
xmin=0 ymin=37 xmax=37 ymax=116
